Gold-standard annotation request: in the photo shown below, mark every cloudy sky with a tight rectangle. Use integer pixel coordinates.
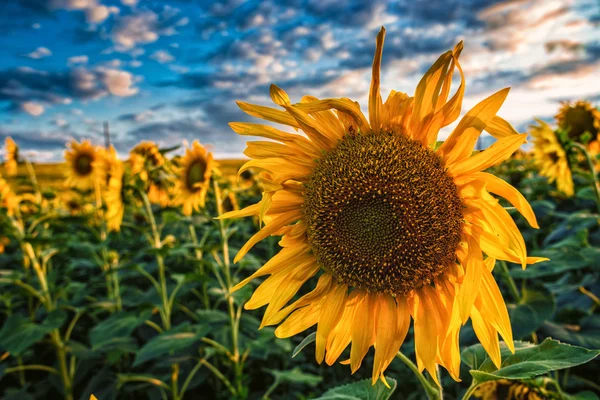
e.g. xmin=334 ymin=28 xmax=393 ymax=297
xmin=0 ymin=0 xmax=599 ymax=161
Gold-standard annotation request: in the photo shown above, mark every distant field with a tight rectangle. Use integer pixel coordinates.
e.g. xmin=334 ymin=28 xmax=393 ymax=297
xmin=1 ymin=159 xmax=246 ymax=193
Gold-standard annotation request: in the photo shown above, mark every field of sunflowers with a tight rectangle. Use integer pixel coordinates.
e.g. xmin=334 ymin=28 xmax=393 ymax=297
xmin=1 ymin=29 xmax=600 ymax=400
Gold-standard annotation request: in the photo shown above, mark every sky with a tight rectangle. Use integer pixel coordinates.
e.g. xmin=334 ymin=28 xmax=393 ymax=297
xmin=0 ymin=0 xmax=599 ymax=161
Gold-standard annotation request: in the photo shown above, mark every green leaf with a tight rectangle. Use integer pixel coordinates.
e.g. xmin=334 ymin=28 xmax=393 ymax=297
xmin=511 ymin=248 xmax=590 ymax=278
xmin=196 ymin=309 xmax=229 ymax=326
xmin=508 ymin=287 xmax=555 ymax=339
xmin=461 ymin=338 xmax=600 ymax=385
xmin=313 ymin=378 xmax=397 ymax=400
xmin=133 ymin=323 xmax=210 ymax=366
xmin=540 ymin=316 xmax=600 ymax=349
xmin=292 ymin=332 xmax=316 ymax=358
xmin=89 ymin=310 xmax=151 ymax=351
xmin=0 ymin=310 xmax=66 ymax=355
xmin=266 ymin=367 xmax=322 ymax=386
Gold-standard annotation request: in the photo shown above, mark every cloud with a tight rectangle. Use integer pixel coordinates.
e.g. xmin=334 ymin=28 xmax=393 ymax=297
xmin=67 ymin=55 xmax=89 ymax=65
xmin=150 ymin=49 xmax=174 ymax=63
xmin=117 ymin=109 xmax=153 ymax=122
xmin=0 ymin=65 xmax=139 ymax=114
xmin=97 ymin=68 xmax=138 ymax=96
xmin=52 ymin=0 xmax=116 ymax=23
xmin=112 ymin=11 xmax=159 ymax=48
xmin=23 ymin=47 xmax=52 ymax=59
xmin=20 ymin=101 xmax=45 ymax=116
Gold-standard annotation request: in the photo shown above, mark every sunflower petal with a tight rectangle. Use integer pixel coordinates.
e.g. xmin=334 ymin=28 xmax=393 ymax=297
xmin=369 ymin=27 xmax=385 ymax=132
xmin=349 ymin=291 xmax=375 ymax=373
xmin=316 ymin=282 xmax=348 ymax=363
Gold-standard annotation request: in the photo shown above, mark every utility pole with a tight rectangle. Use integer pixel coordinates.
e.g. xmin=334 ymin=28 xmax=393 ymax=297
xmin=103 ymin=121 xmax=111 ymax=149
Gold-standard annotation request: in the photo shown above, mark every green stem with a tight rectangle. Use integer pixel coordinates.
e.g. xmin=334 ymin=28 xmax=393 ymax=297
xmin=499 ymin=260 xmax=521 ymax=302
xmin=570 ymin=142 xmax=600 ymax=214
xmin=461 ymin=382 xmax=479 ymax=400
xmin=4 ymin=364 xmax=60 ymax=376
xmin=200 ymin=358 xmax=237 ymax=396
xmin=179 ymin=357 xmax=206 ymax=399
xmin=396 ymin=351 xmax=441 ymax=400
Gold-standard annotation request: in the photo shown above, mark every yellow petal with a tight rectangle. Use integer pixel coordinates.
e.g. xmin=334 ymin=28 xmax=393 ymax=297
xmin=325 ymin=290 xmax=361 ymax=365
xmin=275 ymin=301 xmax=323 ymax=338
xmin=234 ymin=210 xmax=302 ymax=263
xmin=486 ymin=115 xmax=520 ymax=139
xmin=260 ymin=262 xmax=321 ymax=328
xmin=218 ymin=203 xmax=260 ymax=220
xmin=479 ymin=267 xmax=514 ymax=353
xmin=316 ymin=282 xmax=348 ymax=363
xmin=438 ymin=88 xmax=510 ymax=165
xmin=232 ymin=243 xmax=311 ymax=292
xmin=270 ymin=84 xmax=291 ymax=106
xmin=458 ymin=235 xmax=484 ymax=324
xmin=294 ymin=98 xmax=370 ymax=133
xmin=301 ymin=95 xmax=345 ymax=140
xmin=237 ymin=101 xmax=299 ymax=128
xmin=372 ymin=293 xmax=398 ymax=385
xmin=349 ymin=291 xmax=375 ymax=373
xmin=229 ymin=122 xmax=319 ymax=157
xmin=271 ymin=273 xmax=333 ymax=325
xmin=448 ymin=133 xmax=528 ymax=177
xmin=369 ymin=27 xmax=385 ymax=132
xmin=413 ymin=290 xmax=440 ymax=386
xmin=472 ymin=172 xmax=539 ymax=229
xmin=470 ymin=304 xmax=501 ymax=368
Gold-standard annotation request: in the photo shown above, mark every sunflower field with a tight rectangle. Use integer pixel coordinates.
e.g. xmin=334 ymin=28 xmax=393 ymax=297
xmin=1 ymin=29 xmax=600 ymax=400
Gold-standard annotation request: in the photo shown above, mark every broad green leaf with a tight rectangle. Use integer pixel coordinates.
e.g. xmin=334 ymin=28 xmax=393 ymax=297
xmin=196 ymin=309 xmax=229 ymax=326
xmin=511 ymin=248 xmax=589 ymax=278
xmin=266 ymin=367 xmax=322 ymax=386
xmin=313 ymin=378 xmax=397 ymax=400
xmin=0 ymin=310 xmax=66 ymax=355
xmin=461 ymin=338 xmax=600 ymax=385
xmin=543 ymin=212 xmax=599 ymax=247
xmin=540 ymin=317 xmax=600 ymax=349
xmin=90 ymin=310 xmax=151 ymax=350
xmin=292 ymin=332 xmax=316 ymax=358
xmin=508 ymin=287 xmax=555 ymax=339
xmin=133 ymin=323 xmax=210 ymax=366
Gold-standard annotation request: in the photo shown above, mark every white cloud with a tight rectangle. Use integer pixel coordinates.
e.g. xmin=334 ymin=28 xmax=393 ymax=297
xmin=20 ymin=102 xmax=45 ymax=116
xmin=32 ymin=23 xmax=41 ymax=29
xmin=121 ymin=0 xmax=137 ymax=5
xmin=150 ymin=50 xmax=174 ymax=64
xmin=68 ymin=55 xmax=89 ymax=65
xmin=85 ymin=5 xmax=109 ymax=23
xmin=112 ymin=11 xmax=160 ymax=49
xmin=97 ymin=68 xmax=139 ymax=96
xmin=24 ymin=47 xmax=52 ymax=59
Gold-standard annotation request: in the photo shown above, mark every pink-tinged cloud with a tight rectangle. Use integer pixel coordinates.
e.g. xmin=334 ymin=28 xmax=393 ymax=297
xmin=98 ymin=68 xmax=138 ymax=96
xmin=20 ymin=101 xmax=45 ymax=116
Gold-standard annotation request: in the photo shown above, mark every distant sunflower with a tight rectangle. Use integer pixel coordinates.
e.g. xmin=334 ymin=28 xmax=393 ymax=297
xmin=130 ymin=141 xmax=164 ymax=182
xmin=104 ymin=159 xmax=125 ymax=232
xmin=556 ymin=100 xmax=600 ymax=143
xmin=94 ymin=146 xmax=119 ymax=187
xmin=530 ymin=119 xmax=574 ymax=197
xmin=473 ymin=379 xmax=550 ymax=400
xmin=223 ymin=28 xmax=546 ymax=385
xmin=0 ymin=174 xmax=18 ymax=216
xmin=175 ymin=141 xmax=214 ymax=216
xmin=222 ymin=190 xmax=240 ymax=213
xmin=0 ymin=236 xmax=9 ymax=254
xmin=65 ymin=140 xmax=99 ymax=189
xmin=4 ymin=137 xmax=18 ymax=176
xmin=148 ymin=178 xmax=171 ymax=207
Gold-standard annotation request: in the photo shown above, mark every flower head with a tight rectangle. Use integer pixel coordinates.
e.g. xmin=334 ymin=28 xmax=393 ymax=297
xmin=3 ymin=137 xmax=18 ymax=176
xmin=174 ymin=141 xmax=214 ymax=215
xmin=530 ymin=119 xmax=574 ymax=197
xmin=65 ymin=140 xmax=100 ymax=190
xmin=224 ymin=27 xmax=545 ymax=385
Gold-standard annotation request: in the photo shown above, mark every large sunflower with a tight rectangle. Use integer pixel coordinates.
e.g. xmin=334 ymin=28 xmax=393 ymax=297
xmin=3 ymin=137 xmax=18 ymax=176
xmin=130 ymin=141 xmax=165 ymax=182
xmin=530 ymin=119 xmax=574 ymax=197
xmin=175 ymin=141 xmax=214 ymax=216
xmin=65 ymin=140 xmax=100 ymax=190
xmin=222 ymin=28 xmax=546 ymax=385
xmin=0 ymin=173 xmax=18 ymax=216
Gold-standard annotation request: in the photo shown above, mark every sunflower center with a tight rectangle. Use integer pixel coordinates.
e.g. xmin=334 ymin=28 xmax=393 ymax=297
xmin=303 ymin=132 xmax=463 ymax=295
xmin=186 ymin=161 xmax=206 ymax=190
xmin=75 ymin=155 xmax=93 ymax=176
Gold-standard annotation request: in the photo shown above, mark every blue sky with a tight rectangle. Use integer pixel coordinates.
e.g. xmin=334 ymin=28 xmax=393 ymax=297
xmin=0 ymin=0 xmax=599 ymax=161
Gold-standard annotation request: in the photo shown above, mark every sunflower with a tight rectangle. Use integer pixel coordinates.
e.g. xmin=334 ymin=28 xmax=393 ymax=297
xmin=3 ymin=137 xmax=18 ymax=176
xmin=222 ymin=27 xmax=546 ymax=385
xmin=130 ymin=141 xmax=165 ymax=182
xmin=0 ymin=173 xmax=18 ymax=216
xmin=473 ymin=379 xmax=551 ymax=400
xmin=530 ymin=119 xmax=574 ymax=197
xmin=222 ymin=190 xmax=240 ymax=213
xmin=94 ymin=146 xmax=120 ymax=187
xmin=175 ymin=141 xmax=214 ymax=216
xmin=556 ymin=100 xmax=600 ymax=142
xmin=65 ymin=140 xmax=100 ymax=189
xmin=148 ymin=178 xmax=171 ymax=207
xmin=104 ymin=158 xmax=125 ymax=232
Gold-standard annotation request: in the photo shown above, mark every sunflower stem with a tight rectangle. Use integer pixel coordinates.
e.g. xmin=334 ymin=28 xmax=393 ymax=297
xmin=499 ymin=260 xmax=520 ymax=302
xmin=395 ymin=351 xmax=441 ymax=399
xmin=570 ymin=142 xmax=600 ymax=214
xmin=461 ymin=381 xmax=479 ymax=400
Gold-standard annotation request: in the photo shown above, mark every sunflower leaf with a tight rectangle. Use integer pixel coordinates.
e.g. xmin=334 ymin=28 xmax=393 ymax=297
xmin=292 ymin=332 xmax=316 ymax=358
xmin=461 ymin=338 xmax=600 ymax=385
xmin=312 ymin=378 xmax=397 ymax=400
